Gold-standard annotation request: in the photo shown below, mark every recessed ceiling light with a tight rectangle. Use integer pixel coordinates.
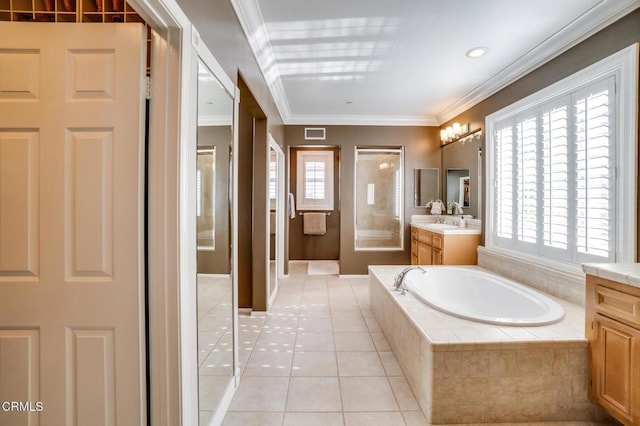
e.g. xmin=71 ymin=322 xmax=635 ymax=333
xmin=465 ymin=47 xmax=489 ymax=58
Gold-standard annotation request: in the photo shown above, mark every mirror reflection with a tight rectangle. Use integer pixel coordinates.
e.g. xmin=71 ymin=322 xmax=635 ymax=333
xmin=442 ymin=136 xmax=481 ymax=218
xmin=196 ymin=59 xmax=234 ymax=424
xmin=269 ymin=147 xmax=277 ymax=297
xmin=197 ymin=148 xmax=215 ymax=249
xmin=414 ymin=168 xmax=439 ymax=207
xmin=446 ymin=168 xmax=470 ymax=210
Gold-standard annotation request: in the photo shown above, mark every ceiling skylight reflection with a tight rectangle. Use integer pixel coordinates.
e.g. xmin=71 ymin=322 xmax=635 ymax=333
xmin=277 ymin=60 xmax=382 ymax=77
xmin=256 ymin=17 xmax=398 ymax=82
xmin=274 ymin=41 xmax=391 ymax=61
xmin=266 ymin=17 xmax=400 ymax=40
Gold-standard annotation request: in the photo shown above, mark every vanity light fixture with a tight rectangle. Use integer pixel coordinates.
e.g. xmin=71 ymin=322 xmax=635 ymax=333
xmin=440 ymin=123 xmax=482 ymax=146
xmin=440 ymin=122 xmax=468 ymax=143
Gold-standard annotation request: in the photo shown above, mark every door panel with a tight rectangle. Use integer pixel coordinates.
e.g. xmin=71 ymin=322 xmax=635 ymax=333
xmin=0 ymin=22 xmax=146 ymax=425
xmin=0 ymin=132 xmax=39 ymax=277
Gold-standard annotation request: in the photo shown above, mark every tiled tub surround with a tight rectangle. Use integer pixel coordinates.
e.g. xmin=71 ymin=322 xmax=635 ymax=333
xmin=369 ymin=266 xmax=610 ymax=424
xmin=478 ymin=246 xmax=586 ymax=306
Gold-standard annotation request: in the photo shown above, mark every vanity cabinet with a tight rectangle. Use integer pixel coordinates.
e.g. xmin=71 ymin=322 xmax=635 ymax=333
xmin=586 ymin=274 xmax=640 ymax=425
xmin=410 ymin=226 xmax=479 ymax=265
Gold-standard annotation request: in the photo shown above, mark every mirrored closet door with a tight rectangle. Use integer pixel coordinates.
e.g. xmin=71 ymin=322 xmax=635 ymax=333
xmin=195 ymin=57 xmax=236 ymax=425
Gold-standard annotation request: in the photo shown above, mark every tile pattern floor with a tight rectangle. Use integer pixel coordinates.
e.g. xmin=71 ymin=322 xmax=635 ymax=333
xmin=198 ymin=275 xmax=234 ymax=424
xmin=221 ymin=262 xmax=619 ymax=426
xmin=222 ymin=261 xmax=427 ymax=425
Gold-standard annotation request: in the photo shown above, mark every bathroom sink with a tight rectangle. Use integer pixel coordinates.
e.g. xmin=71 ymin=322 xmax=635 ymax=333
xmin=416 ymin=222 xmax=481 ymax=235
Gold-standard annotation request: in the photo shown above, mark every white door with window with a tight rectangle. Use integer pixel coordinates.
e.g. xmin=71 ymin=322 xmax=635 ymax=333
xmin=0 ymin=23 xmax=146 ymax=425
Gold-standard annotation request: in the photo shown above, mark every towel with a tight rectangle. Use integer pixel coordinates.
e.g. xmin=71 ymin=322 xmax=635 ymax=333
xmin=303 ymin=212 xmax=326 ymax=235
xmin=270 ymin=211 xmax=276 ymax=235
xmin=288 ymin=193 xmax=296 ymax=219
xmin=430 ymin=199 xmax=443 ymax=215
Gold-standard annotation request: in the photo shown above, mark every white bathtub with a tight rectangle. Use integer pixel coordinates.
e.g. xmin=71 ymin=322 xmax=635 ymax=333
xmin=369 ymin=266 xmax=598 ymax=423
xmin=403 ymin=266 xmax=564 ymax=326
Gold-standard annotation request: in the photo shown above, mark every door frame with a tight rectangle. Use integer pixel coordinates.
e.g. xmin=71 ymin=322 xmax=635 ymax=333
xmin=267 ymin=134 xmax=285 ymax=308
xmin=126 ymin=0 xmax=240 ymax=424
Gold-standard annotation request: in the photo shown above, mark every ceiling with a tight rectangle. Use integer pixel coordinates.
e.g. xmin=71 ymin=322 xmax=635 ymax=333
xmin=230 ymin=0 xmax=638 ymax=126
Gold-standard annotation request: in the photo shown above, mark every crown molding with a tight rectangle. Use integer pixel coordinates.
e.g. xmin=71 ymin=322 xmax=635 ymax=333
xmin=232 ymin=0 xmax=638 ymax=127
xmin=229 ymin=0 xmax=291 ymax=122
xmin=285 ymin=114 xmax=439 ymax=127
xmin=197 ymin=115 xmax=232 ymax=126
xmin=436 ymin=0 xmax=640 ymax=124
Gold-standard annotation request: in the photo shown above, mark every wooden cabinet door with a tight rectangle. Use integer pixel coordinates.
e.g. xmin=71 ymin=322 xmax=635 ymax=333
xmin=432 ymin=248 xmax=442 ymax=265
xmin=411 ymin=236 xmax=418 ymax=265
xmin=417 ymin=242 xmax=432 ymax=265
xmin=591 ymin=313 xmax=640 ymax=425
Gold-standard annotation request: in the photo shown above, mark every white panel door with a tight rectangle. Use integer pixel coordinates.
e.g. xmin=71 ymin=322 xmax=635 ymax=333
xmin=0 ymin=23 xmax=146 ymax=426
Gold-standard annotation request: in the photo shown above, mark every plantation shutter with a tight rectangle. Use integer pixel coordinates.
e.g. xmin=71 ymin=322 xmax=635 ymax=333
xmin=492 ymin=76 xmax=615 ymax=263
xmin=574 ymin=77 xmax=615 ymax=261
xmin=305 ymin=161 xmax=326 ymax=200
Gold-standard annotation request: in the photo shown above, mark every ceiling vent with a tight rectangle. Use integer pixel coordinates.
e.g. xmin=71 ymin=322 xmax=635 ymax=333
xmin=304 ymin=128 xmax=326 ymax=140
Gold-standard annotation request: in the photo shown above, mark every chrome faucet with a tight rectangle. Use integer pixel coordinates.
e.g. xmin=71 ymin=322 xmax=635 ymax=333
xmin=393 ymin=266 xmax=426 ymax=295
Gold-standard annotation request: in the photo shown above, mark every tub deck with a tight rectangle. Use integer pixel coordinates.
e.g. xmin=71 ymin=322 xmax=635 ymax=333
xmin=369 ymin=265 xmax=609 ymax=424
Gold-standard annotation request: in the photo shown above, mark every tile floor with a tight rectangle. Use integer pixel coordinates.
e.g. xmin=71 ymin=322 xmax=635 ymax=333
xmin=221 ymin=262 xmax=618 ymax=426
xmin=222 ymin=261 xmax=427 ymax=425
xmin=198 ymin=275 xmax=234 ymax=424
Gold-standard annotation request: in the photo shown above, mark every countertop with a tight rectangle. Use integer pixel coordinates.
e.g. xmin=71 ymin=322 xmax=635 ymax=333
xmin=582 ymin=263 xmax=640 ymax=289
xmin=410 ymin=222 xmax=481 ymax=235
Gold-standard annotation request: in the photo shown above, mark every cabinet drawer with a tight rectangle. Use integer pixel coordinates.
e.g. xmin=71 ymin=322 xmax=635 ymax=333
xmin=418 ymin=230 xmax=432 ymax=245
xmin=411 ymin=228 xmax=418 ymax=240
xmin=432 ymin=234 xmax=443 ymax=249
xmin=594 ymin=284 xmax=640 ymax=329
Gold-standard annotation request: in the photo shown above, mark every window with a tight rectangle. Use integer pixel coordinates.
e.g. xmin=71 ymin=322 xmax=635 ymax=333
xmin=296 ymin=150 xmax=334 ymax=210
xmin=269 ymin=154 xmax=277 ymax=202
xmin=486 ymin=45 xmax=637 ymax=266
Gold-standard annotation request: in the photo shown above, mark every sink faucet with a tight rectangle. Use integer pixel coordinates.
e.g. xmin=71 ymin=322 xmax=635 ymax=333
xmin=393 ymin=266 xmax=426 ymax=295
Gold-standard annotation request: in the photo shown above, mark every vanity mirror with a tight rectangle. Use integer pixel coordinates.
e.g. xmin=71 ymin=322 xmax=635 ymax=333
xmin=446 ymin=168 xmax=470 ymax=209
xmin=414 ymin=168 xmax=439 ymax=207
xmin=442 ymin=134 xmax=481 ymax=218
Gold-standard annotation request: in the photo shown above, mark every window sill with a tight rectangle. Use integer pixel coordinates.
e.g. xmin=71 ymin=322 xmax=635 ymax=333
xmin=478 ymin=245 xmax=585 ymax=281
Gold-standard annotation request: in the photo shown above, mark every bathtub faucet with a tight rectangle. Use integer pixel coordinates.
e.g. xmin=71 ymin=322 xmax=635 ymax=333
xmin=393 ymin=266 xmax=426 ymax=295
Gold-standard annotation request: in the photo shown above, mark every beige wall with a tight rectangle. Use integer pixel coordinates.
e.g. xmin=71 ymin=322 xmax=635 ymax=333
xmin=286 ymin=125 xmax=441 ymax=274
xmin=237 ymin=100 xmax=254 ymax=308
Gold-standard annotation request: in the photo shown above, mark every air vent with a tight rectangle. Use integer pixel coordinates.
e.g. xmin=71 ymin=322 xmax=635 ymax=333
xmin=304 ymin=128 xmax=326 ymax=140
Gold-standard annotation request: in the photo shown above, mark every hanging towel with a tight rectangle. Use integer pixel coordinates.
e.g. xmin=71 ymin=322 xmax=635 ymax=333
xmin=303 ymin=212 xmax=326 ymax=235
xmin=288 ymin=193 xmax=296 ymax=219
xmin=270 ymin=211 xmax=276 ymax=235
